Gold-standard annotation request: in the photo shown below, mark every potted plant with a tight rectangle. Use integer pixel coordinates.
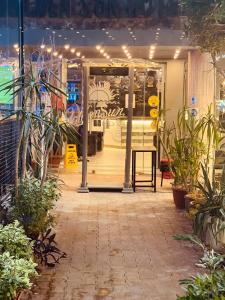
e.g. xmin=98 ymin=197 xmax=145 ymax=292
xmin=162 ymin=109 xmax=205 ymax=208
xmin=190 ymin=164 xmax=225 ymax=250
xmin=161 ymin=107 xmax=221 ymax=209
xmin=0 ymin=221 xmax=37 ymax=299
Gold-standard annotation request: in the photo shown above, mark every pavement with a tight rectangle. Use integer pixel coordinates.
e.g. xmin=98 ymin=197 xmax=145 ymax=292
xmin=23 ymin=173 xmax=200 ymax=300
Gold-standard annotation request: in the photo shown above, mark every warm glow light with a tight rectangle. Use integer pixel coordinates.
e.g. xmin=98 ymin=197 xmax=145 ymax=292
xmin=64 ymin=44 xmax=70 ymax=50
xmin=100 ymin=49 xmax=104 ymax=54
xmin=40 ymin=44 xmax=45 ymax=49
xmin=53 ymin=51 xmax=58 ymax=56
xmin=58 ymin=55 xmax=63 ymax=59
xmin=13 ymin=44 xmax=18 ymax=49
xmin=76 ymin=52 xmax=81 ymax=57
xmin=124 ymin=49 xmax=128 ymax=53
xmin=71 ymin=48 xmax=75 ymax=53
xmin=106 ymin=55 xmax=110 ymax=59
xmin=96 ymin=45 xmax=101 ymax=50
xmin=122 ymin=45 xmax=127 ymax=50
xmin=103 ymin=53 xmax=107 ymax=57
xmin=47 ymin=48 xmax=52 ymax=53
xmin=81 ymin=55 xmax=85 ymax=59
xmin=150 ymin=45 xmax=156 ymax=50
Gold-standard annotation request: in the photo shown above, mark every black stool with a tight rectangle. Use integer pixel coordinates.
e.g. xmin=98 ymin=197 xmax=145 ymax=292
xmin=131 ymin=147 xmax=157 ymax=192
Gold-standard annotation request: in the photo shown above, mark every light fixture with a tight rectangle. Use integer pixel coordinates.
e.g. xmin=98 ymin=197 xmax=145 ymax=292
xmin=47 ymin=48 xmax=52 ymax=53
xmin=76 ymin=52 xmax=81 ymax=57
xmin=100 ymin=49 xmax=104 ymax=54
xmin=103 ymin=53 xmax=107 ymax=57
xmin=81 ymin=55 xmax=85 ymax=59
xmin=71 ymin=48 xmax=75 ymax=53
xmin=106 ymin=55 xmax=110 ymax=59
xmin=64 ymin=44 xmax=70 ymax=50
xmin=40 ymin=44 xmax=45 ymax=49
xmin=53 ymin=51 xmax=58 ymax=56
xmin=58 ymin=55 xmax=63 ymax=59
xmin=122 ymin=45 xmax=127 ymax=50
xmin=96 ymin=45 xmax=101 ymax=50
xmin=76 ymin=31 xmax=80 ymax=34
xmin=13 ymin=44 xmax=18 ymax=48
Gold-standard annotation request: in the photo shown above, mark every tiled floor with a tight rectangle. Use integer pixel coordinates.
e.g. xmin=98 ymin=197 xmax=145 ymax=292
xmin=24 ymin=173 xmax=200 ymax=300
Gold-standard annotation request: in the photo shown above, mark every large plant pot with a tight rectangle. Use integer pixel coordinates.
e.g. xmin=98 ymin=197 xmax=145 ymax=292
xmin=204 ymin=216 xmax=225 ymax=250
xmin=172 ymin=187 xmax=187 ymax=209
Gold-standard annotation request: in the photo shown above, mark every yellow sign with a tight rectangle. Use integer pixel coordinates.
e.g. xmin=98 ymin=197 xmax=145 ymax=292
xmin=148 ymin=95 xmax=159 ymax=107
xmin=151 ymin=120 xmax=157 ymax=130
xmin=150 ymin=108 xmax=159 ymax=118
xmin=64 ymin=144 xmax=78 ymax=169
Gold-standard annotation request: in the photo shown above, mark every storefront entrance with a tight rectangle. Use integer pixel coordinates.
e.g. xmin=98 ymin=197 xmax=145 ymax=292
xmin=78 ymin=60 xmax=164 ymax=192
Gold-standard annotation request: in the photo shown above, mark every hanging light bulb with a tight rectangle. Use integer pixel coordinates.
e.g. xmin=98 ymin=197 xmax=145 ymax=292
xmin=64 ymin=44 xmax=70 ymax=50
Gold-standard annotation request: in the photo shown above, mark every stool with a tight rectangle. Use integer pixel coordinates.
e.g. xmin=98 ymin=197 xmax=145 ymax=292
xmin=132 ymin=147 xmax=157 ymax=192
xmin=160 ymin=159 xmax=173 ymax=187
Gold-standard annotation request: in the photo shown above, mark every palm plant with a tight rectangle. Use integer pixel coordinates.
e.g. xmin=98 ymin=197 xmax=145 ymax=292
xmin=0 ymin=63 xmax=79 ymax=192
xmin=161 ymin=107 xmax=221 ymax=192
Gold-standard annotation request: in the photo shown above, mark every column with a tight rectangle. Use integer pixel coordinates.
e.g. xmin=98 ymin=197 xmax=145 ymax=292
xmin=78 ymin=66 xmax=89 ymax=193
xmin=123 ymin=67 xmax=134 ymax=193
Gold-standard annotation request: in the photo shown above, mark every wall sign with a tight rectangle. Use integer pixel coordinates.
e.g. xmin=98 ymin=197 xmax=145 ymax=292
xmin=89 ymin=81 xmax=126 ymax=119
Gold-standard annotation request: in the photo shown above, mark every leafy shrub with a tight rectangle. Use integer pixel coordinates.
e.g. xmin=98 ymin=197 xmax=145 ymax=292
xmin=0 ymin=221 xmax=33 ymax=260
xmin=177 ymin=271 xmax=225 ymax=300
xmin=10 ymin=177 xmax=60 ymax=237
xmin=0 ymin=252 xmax=37 ymax=300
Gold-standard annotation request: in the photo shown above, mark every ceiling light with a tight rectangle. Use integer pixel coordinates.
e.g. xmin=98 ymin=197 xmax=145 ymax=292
xmin=52 ymin=31 xmax=56 ymax=34
xmin=59 ymin=55 xmax=63 ymax=59
xmin=71 ymin=48 xmax=75 ymax=53
xmin=82 ymin=35 xmax=85 ymax=38
xmin=122 ymin=45 xmax=127 ymax=50
xmin=53 ymin=51 xmax=58 ymax=56
xmin=45 ymin=27 xmax=50 ymax=30
xmin=100 ymin=49 xmax=104 ymax=54
xmin=103 ymin=53 xmax=107 ymax=57
xmin=64 ymin=44 xmax=70 ymax=50
xmin=76 ymin=52 xmax=81 ymax=57
xmin=47 ymin=48 xmax=52 ymax=53
xmin=76 ymin=31 xmax=80 ymax=34
xmin=13 ymin=44 xmax=18 ymax=48
xmin=124 ymin=49 xmax=128 ymax=53
xmin=70 ymin=27 xmax=74 ymax=30
xmin=106 ymin=55 xmax=110 ymax=59
xmin=40 ymin=44 xmax=45 ymax=49
xmin=151 ymin=45 xmax=156 ymax=50
xmin=82 ymin=55 xmax=85 ymax=59
xmin=102 ymin=28 xmax=106 ymax=31
xmin=106 ymin=32 xmax=109 ymax=35
xmin=96 ymin=45 xmax=101 ymax=50
xmin=58 ymin=35 xmax=62 ymax=37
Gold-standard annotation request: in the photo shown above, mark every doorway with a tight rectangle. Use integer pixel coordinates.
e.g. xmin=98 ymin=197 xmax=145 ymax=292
xmin=79 ymin=61 xmax=164 ymax=192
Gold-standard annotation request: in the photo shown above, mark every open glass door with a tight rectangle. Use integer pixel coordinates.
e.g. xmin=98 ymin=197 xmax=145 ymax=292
xmin=87 ymin=68 xmax=129 ymax=188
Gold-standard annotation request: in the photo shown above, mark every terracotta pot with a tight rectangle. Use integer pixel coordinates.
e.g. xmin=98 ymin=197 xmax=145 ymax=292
xmin=172 ymin=187 xmax=187 ymax=209
xmin=48 ymin=155 xmax=62 ymax=167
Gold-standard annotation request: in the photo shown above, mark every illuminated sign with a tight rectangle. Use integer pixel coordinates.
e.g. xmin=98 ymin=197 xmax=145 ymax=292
xmin=0 ymin=65 xmax=14 ymax=104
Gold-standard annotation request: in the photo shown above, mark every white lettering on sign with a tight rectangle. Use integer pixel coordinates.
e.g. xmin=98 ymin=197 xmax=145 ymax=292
xmin=89 ymin=108 xmax=125 ymax=119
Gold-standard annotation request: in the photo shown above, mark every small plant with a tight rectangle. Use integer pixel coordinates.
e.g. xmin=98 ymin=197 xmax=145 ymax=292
xmin=10 ymin=177 xmax=60 ymax=238
xmin=0 ymin=252 xmax=37 ymax=300
xmin=177 ymin=271 xmax=225 ymax=300
xmin=175 ymin=234 xmax=225 ymax=299
xmin=34 ymin=228 xmax=66 ymax=267
xmin=0 ymin=221 xmax=33 ymax=260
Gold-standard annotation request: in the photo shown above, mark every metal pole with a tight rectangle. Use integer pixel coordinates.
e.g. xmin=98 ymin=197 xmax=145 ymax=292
xmin=18 ymin=0 xmax=25 ymax=107
xmin=123 ymin=67 xmax=134 ymax=193
xmin=78 ymin=66 xmax=89 ymax=193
